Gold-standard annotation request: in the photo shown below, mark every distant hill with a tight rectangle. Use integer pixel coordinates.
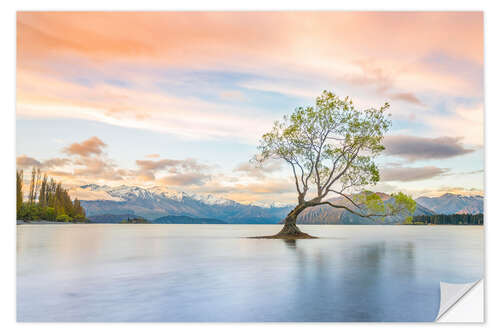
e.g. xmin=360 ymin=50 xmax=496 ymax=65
xmin=416 ymin=193 xmax=483 ymax=215
xmin=88 ymin=214 xmax=147 ymax=223
xmin=296 ymin=193 xmax=435 ymax=225
xmin=154 ymin=215 xmax=228 ymax=224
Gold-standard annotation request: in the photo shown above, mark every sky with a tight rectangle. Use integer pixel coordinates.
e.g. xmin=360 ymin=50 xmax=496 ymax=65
xmin=16 ymin=11 xmax=484 ymax=204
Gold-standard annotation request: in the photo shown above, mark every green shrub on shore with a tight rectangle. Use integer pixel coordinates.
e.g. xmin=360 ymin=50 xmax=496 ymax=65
xmin=42 ymin=207 xmax=57 ymax=221
xmin=73 ymin=214 xmax=86 ymax=222
xmin=56 ymin=214 xmax=72 ymax=222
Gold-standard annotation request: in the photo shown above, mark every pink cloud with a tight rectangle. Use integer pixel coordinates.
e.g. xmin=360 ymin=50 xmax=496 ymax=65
xmin=62 ymin=136 xmax=106 ymax=157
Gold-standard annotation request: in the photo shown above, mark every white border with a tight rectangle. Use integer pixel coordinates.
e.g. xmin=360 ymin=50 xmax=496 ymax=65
xmin=2 ymin=1 xmax=498 ymax=332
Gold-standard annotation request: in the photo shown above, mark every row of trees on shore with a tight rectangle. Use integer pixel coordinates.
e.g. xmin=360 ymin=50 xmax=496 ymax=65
xmin=411 ymin=214 xmax=483 ymax=225
xmin=16 ymin=168 xmax=86 ymax=222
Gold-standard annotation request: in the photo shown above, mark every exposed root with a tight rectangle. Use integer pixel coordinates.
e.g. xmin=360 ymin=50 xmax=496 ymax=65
xmin=248 ymin=223 xmax=317 ymax=239
xmin=249 ymin=233 xmax=317 ymax=239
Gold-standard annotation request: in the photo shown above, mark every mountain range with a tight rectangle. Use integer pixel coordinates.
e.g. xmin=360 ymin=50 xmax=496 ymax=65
xmin=80 ymin=184 xmax=291 ymax=224
xmin=416 ymin=193 xmax=484 ymax=214
xmin=79 ymin=184 xmax=483 ymax=224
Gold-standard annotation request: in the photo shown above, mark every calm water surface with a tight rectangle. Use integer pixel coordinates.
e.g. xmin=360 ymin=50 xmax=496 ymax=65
xmin=17 ymin=224 xmax=483 ymax=322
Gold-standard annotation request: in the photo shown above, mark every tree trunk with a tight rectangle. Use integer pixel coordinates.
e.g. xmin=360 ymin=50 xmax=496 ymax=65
xmin=277 ymin=211 xmax=303 ymax=235
xmin=274 ymin=204 xmax=315 ymax=238
xmin=249 ymin=203 xmax=317 ymax=239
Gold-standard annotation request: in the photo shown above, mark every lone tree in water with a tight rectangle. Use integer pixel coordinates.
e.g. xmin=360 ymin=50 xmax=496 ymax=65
xmin=255 ymin=91 xmax=415 ymax=238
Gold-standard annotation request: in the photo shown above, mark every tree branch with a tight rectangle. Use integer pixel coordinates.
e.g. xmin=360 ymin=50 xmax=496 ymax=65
xmin=311 ymin=201 xmax=387 ymax=219
xmin=329 ymin=190 xmax=364 ymax=211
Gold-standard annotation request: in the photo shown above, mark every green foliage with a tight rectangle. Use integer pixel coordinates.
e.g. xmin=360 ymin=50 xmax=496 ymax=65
xmin=56 ymin=214 xmax=72 ymax=222
xmin=257 ymin=91 xmax=391 ymax=196
xmin=387 ymin=192 xmax=416 ymax=221
xmin=351 ymin=191 xmax=416 ymax=222
xmin=353 ymin=191 xmax=385 ymax=214
xmin=403 ymin=217 xmax=414 ymax=224
xmin=16 ymin=167 xmax=86 ymax=222
xmin=16 ymin=170 xmax=23 ymax=218
xmin=17 ymin=203 xmax=44 ymax=221
xmin=255 ymin=91 xmax=416 ymax=221
xmin=412 ymin=214 xmax=483 ymax=225
xmin=73 ymin=214 xmax=87 ymax=223
xmin=42 ymin=207 xmax=57 ymax=221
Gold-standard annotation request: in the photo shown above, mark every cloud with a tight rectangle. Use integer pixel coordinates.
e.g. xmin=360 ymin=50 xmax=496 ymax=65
xmin=42 ymin=157 xmax=71 ymax=168
xmin=17 ymin=70 xmax=274 ymax=143
xmin=366 ymin=183 xmax=484 ymax=199
xmin=234 ymin=159 xmax=283 ymax=178
xmin=136 ymin=159 xmax=180 ymax=171
xmin=62 ymin=136 xmax=106 ymax=157
xmin=68 ymin=187 xmax=125 ymax=202
xmin=236 ymin=180 xmax=295 ymax=194
xmin=136 ymin=158 xmax=206 ymax=172
xmin=46 ymin=170 xmax=73 ymax=177
xmin=16 ymin=155 xmax=41 ymax=168
xmin=14 ymin=11 xmax=485 ymax=203
xmin=343 ymin=60 xmax=425 ymax=107
xmin=416 ymin=187 xmax=484 ymax=198
xmin=219 ymin=90 xmax=247 ymax=102
xmin=18 ymin=136 xmax=215 ymax=187
xmin=16 ymin=155 xmax=71 ymax=169
xmin=198 ymin=177 xmax=294 ymax=194
xmin=72 ymin=156 xmax=125 ymax=181
xmin=448 ymin=169 xmax=484 ymax=176
xmin=383 ymin=135 xmax=475 ymax=161
xmin=424 ymin=103 xmax=484 ymax=146
xmin=16 ymin=12 xmax=483 ymax=144
xmin=159 ymin=173 xmax=210 ymax=186
xmin=388 ymin=92 xmax=424 ymax=106
xmin=380 ymin=166 xmax=449 ymax=182
xmin=134 ymin=157 xmax=210 ymax=182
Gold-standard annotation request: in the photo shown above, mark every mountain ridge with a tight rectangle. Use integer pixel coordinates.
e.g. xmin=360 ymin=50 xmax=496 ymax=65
xmin=79 ymin=184 xmax=483 ymax=224
xmin=295 ymin=193 xmax=435 ymax=225
xmin=80 ymin=184 xmax=293 ymax=223
xmin=416 ymin=193 xmax=483 ymax=214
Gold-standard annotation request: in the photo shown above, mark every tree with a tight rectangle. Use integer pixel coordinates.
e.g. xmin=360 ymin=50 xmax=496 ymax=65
xmin=72 ymin=198 xmax=86 ymax=222
xmin=15 ymin=169 xmax=87 ymax=222
xmin=255 ymin=91 xmax=415 ymax=238
xmin=39 ymin=174 xmax=48 ymax=207
xmin=28 ymin=167 xmax=42 ymax=205
xmin=16 ymin=170 xmax=24 ymax=218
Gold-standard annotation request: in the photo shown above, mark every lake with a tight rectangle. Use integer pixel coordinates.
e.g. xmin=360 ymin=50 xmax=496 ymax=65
xmin=17 ymin=224 xmax=484 ymax=322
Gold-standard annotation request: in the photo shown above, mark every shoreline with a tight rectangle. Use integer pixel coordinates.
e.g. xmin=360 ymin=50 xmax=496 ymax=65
xmin=16 ymin=220 xmax=483 ymax=226
xmin=17 ymin=220 xmax=87 ymax=225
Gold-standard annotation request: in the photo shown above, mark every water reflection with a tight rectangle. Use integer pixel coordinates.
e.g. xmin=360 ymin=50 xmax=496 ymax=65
xmin=282 ymin=239 xmax=297 ymax=249
xmin=17 ymin=225 xmax=483 ymax=322
xmin=279 ymin=237 xmax=428 ymax=321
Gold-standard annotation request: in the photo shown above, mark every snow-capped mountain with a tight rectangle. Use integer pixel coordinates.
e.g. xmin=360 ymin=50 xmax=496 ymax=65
xmin=416 ymin=193 xmax=483 ymax=215
xmin=79 ymin=184 xmax=483 ymax=224
xmin=79 ymin=184 xmax=293 ymax=223
xmin=147 ymin=185 xmax=187 ymax=201
xmin=249 ymin=200 xmax=292 ymax=209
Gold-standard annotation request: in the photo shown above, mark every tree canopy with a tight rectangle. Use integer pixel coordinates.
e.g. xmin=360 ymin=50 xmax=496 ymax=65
xmin=256 ymin=90 xmax=415 ymax=222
